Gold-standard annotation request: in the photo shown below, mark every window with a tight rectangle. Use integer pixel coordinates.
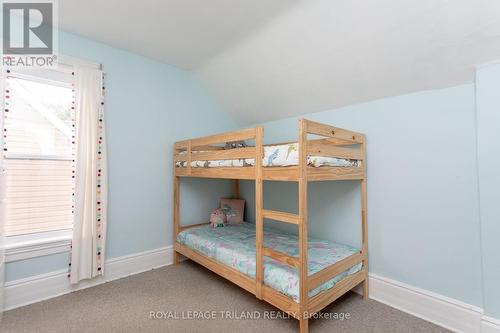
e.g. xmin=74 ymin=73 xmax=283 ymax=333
xmin=3 ymin=68 xmax=75 ymax=236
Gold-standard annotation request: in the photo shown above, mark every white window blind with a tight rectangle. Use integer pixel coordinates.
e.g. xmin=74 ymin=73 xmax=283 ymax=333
xmin=3 ymin=69 xmax=75 ymax=236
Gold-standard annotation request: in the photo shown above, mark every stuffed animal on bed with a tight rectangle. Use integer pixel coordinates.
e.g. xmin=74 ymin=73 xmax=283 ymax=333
xmin=209 ymin=208 xmax=227 ymax=228
xmin=224 ymin=140 xmax=247 ymax=150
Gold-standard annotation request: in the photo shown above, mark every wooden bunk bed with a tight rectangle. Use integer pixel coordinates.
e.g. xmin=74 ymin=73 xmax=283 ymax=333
xmin=172 ymin=119 xmax=368 ymax=333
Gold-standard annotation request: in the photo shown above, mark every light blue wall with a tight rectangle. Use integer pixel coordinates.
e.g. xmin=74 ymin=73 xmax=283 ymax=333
xmin=240 ymin=180 xmax=361 ymax=248
xmin=240 ymin=84 xmax=484 ymax=307
xmin=476 ymin=63 xmax=500 ymax=318
xmin=5 ymin=31 xmax=236 ymax=281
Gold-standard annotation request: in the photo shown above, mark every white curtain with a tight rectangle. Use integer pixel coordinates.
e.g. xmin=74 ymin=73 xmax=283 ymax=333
xmin=70 ymin=66 xmax=107 ymax=284
xmin=0 ymin=69 xmax=7 ymax=317
xmin=0 ymin=119 xmax=5 ymax=319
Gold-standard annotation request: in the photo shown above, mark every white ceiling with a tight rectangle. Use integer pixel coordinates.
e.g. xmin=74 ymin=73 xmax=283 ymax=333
xmin=60 ymin=0 xmax=500 ymax=125
xmin=59 ymin=0 xmax=299 ymax=69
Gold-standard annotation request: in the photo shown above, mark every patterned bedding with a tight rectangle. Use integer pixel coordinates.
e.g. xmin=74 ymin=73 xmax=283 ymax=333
xmin=176 ymin=222 xmax=362 ymax=302
xmin=175 ymin=142 xmax=360 ymax=168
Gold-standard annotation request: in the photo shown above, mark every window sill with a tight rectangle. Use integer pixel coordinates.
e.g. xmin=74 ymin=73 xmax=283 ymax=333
xmin=4 ymin=229 xmax=72 ymax=262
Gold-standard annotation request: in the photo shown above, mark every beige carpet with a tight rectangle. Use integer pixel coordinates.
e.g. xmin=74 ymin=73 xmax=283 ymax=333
xmin=1 ymin=260 xmax=450 ymax=333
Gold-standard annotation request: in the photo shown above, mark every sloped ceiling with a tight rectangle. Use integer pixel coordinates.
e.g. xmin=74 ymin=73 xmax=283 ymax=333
xmin=60 ymin=0 xmax=500 ymax=125
xmin=59 ymin=0 xmax=300 ymax=69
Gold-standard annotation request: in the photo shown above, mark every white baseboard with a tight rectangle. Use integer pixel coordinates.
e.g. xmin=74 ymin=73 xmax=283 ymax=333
xmin=366 ymin=273 xmax=500 ymax=333
xmin=367 ymin=273 xmax=482 ymax=332
xmin=482 ymin=316 xmax=500 ymax=333
xmin=4 ymin=246 xmax=173 ymax=311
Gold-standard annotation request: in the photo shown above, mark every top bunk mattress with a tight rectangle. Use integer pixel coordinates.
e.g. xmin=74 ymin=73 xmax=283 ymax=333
xmin=176 ymin=222 xmax=362 ymax=302
xmin=176 ymin=142 xmax=361 ymax=168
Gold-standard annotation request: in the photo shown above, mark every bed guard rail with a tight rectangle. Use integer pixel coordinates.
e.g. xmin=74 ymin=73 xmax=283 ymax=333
xmin=303 ymin=120 xmax=365 ymax=162
xmin=173 ymin=127 xmax=262 ymax=175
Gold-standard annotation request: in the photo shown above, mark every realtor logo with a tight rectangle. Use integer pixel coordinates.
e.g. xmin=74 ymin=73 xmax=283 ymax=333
xmin=1 ymin=0 xmax=58 ymax=67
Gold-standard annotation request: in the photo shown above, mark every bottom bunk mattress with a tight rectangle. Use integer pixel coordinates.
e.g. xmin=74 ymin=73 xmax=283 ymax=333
xmin=176 ymin=222 xmax=362 ymax=302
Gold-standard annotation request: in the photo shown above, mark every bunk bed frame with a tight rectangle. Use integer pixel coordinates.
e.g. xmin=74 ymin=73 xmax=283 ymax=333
xmin=172 ymin=119 xmax=368 ymax=333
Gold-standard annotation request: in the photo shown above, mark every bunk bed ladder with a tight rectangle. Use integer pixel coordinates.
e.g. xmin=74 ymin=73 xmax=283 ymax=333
xmin=256 ymin=120 xmax=309 ymax=332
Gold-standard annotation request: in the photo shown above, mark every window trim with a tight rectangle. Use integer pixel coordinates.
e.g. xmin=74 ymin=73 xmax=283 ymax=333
xmin=4 ymin=229 xmax=72 ymax=262
xmin=58 ymin=54 xmax=101 ymax=70
xmin=1 ymin=54 xmax=100 ymax=260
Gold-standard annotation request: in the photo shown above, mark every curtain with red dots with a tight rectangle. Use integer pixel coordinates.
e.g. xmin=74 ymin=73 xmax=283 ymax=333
xmin=70 ymin=66 xmax=107 ymax=284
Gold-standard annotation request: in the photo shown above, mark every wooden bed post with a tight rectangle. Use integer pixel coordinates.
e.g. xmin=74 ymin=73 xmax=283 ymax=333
xmin=298 ymin=119 xmax=309 ymax=333
xmin=255 ymin=126 xmax=264 ymax=299
xmin=233 ymin=179 xmax=239 ymax=199
xmin=173 ymin=174 xmax=180 ymax=265
xmin=187 ymin=140 xmax=192 ymax=176
xmin=361 ymin=135 xmax=369 ymax=299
